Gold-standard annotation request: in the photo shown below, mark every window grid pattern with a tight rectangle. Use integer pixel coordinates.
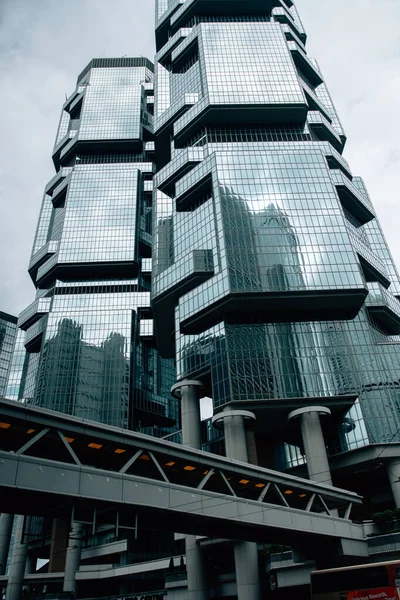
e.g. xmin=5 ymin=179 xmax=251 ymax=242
xmin=55 ymin=110 xmax=70 ymax=146
xmin=5 ymin=329 xmax=26 ymax=400
xmin=353 ymin=177 xmax=400 ymax=296
xmin=176 ymin=149 xmax=365 ymax=330
xmin=78 ymin=67 xmax=149 ymax=142
xmin=58 ymin=164 xmax=139 ymax=265
xmin=187 ymin=15 xmax=271 ymax=27
xmin=0 ymin=315 xmax=17 ymax=397
xmin=201 ymin=22 xmax=305 ymax=106
xmin=184 ymin=125 xmax=312 ymax=148
xmin=31 ymin=195 xmax=54 ymax=255
xmin=171 ymin=60 xmax=203 ymax=104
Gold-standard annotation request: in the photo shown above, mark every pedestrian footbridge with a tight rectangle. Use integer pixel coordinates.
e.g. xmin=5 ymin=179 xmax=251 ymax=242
xmin=0 ymin=398 xmax=367 ymax=555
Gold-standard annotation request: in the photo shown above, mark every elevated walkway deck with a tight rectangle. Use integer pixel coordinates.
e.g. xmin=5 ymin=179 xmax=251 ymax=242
xmin=0 ymin=398 xmax=366 ymax=555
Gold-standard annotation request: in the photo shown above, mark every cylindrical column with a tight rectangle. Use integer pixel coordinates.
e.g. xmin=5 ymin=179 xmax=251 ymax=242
xmin=185 ymin=534 xmax=208 ymax=600
xmin=171 ymin=380 xmax=203 ymax=450
xmin=171 ymin=380 xmax=207 ymax=600
xmin=387 ymin=458 xmax=400 ymax=508
xmin=288 ymin=406 xmax=332 ymax=485
xmin=234 ymin=541 xmax=261 ymax=600
xmin=6 ymin=515 xmax=30 ymax=600
xmin=0 ymin=514 xmax=13 ymax=576
xmin=212 ymin=409 xmax=261 ymax=600
xmin=212 ymin=409 xmax=256 ymax=462
xmin=63 ymin=522 xmax=83 ymax=594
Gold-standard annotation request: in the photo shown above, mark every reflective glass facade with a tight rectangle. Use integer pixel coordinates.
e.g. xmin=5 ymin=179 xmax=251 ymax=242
xmin=153 ymin=0 xmax=400 ymax=464
xmin=0 ymin=312 xmax=17 ymax=397
xmin=1 ymin=5 xmax=400 ymax=597
xmin=7 ymin=58 xmax=178 ymax=436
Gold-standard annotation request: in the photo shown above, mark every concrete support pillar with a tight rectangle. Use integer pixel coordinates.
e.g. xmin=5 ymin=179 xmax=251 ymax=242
xmin=63 ymin=522 xmax=83 ymax=594
xmin=212 ymin=409 xmax=261 ymax=600
xmin=171 ymin=380 xmax=203 ymax=450
xmin=171 ymin=380 xmax=207 ymax=600
xmin=288 ymin=406 xmax=333 ymax=486
xmin=185 ymin=534 xmax=208 ymax=600
xmin=213 ymin=409 xmax=256 ymax=463
xmin=0 ymin=514 xmax=13 ymax=576
xmin=234 ymin=541 xmax=261 ymax=600
xmin=387 ymin=458 xmax=400 ymax=509
xmin=6 ymin=515 xmax=30 ymax=600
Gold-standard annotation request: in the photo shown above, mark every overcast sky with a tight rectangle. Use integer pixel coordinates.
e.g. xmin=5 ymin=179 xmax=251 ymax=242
xmin=0 ymin=0 xmax=399 ymax=317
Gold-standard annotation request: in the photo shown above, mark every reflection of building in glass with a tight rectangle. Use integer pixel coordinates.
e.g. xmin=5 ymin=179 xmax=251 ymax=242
xmin=0 ymin=312 xmax=17 ymax=397
xmin=219 ymin=184 xmax=263 ymax=293
xmin=35 ymin=319 xmax=130 ymax=427
xmin=253 ymin=203 xmax=306 ymax=292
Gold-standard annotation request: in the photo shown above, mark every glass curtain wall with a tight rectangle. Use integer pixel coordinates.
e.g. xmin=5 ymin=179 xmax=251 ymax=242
xmin=153 ymin=1 xmax=400 ymax=464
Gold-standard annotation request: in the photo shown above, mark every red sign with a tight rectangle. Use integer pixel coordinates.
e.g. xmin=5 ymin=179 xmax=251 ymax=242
xmin=348 ymin=588 xmax=400 ymax=600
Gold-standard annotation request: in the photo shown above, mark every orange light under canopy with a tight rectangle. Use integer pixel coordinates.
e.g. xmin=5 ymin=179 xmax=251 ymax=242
xmin=88 ymin=443 xmax=102 ymax=450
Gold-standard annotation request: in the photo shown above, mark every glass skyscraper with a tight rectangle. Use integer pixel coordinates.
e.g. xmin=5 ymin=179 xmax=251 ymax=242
xmin=6 ymin=57 xmax=178 ymax=437
xmin=153 ymin=0 xmax=400 ymax=460
xmin=151 ymin=2 xmax=400 ymax=597
xmin=1 ymin=58 xmax=182 ymax=600
xmin=3 ymin=1 xmax=400 ymax=599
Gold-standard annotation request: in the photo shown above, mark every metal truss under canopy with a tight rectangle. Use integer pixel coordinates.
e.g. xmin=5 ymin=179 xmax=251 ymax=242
xmin=0 ymin=397 xmax=366 ymax=553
